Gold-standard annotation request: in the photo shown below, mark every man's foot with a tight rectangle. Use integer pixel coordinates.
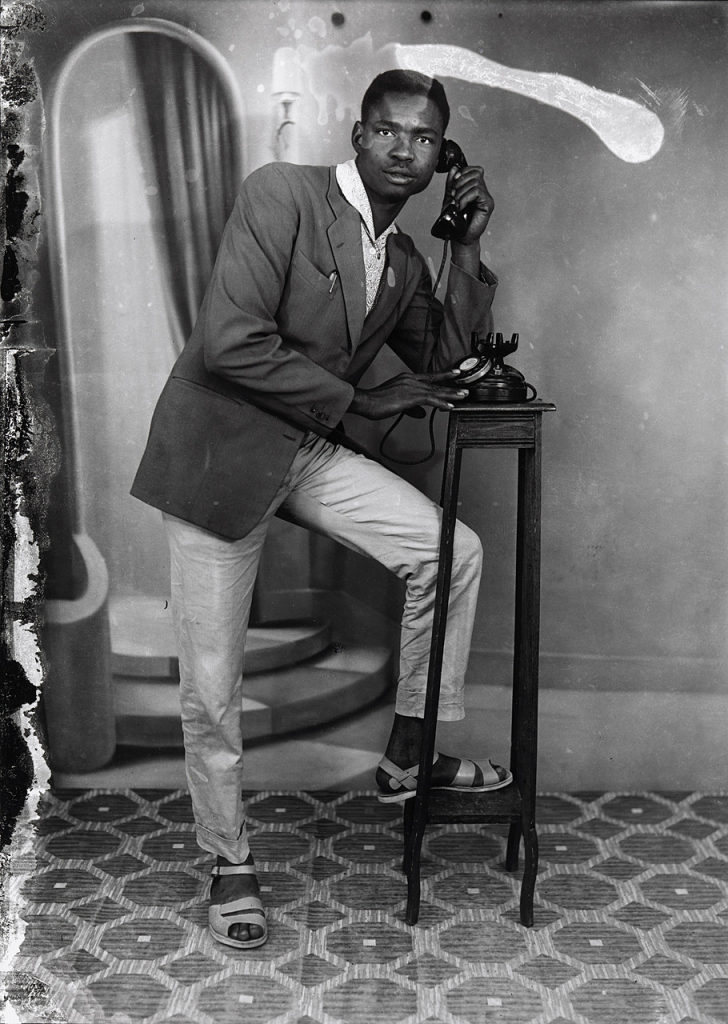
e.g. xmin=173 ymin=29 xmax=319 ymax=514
xmin=375 ymin=751 xmax=509 ymax=793
xmin=209 ymin=853 xmax=267 ymax=947
xmin=375 ymin=713 xmax=511 ymax=801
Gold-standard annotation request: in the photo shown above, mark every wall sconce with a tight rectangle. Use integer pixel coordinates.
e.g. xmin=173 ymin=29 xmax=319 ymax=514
xmin=272 ymin=47 xmax=302 ymax=162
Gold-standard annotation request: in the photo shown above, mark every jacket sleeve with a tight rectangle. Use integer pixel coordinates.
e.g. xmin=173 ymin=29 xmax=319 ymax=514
xmin=201 ymin=164 xmax=355 ymax=430
xmin=385 ymin=253 xmax=498 ymax=374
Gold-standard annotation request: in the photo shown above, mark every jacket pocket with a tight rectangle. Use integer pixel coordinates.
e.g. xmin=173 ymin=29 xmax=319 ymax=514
xmin=290 ymin=249 xmax=336 ymax=297
xmin=131 ymin=375 xmax=302 ymax=540
xmin=173 ymin=375 xmax=241 ymax=405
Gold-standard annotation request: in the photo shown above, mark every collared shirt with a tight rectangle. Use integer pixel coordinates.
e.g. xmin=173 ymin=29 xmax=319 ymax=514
xmin=336 ymin=159 xmax=398 ymax=316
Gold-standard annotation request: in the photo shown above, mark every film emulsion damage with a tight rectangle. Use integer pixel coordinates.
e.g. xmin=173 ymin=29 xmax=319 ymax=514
xmin=1 ymin=0 xmax=54 ymax=908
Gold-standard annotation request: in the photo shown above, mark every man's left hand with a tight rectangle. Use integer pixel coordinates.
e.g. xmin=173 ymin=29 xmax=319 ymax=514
xmin=445 ymin=164 xmax=494 ymax=246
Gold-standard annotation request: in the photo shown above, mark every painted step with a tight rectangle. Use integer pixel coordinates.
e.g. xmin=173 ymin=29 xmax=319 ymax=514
xmin=114 ymin=644 xmax=393 ymax=747
xmin=108 ymin=595 xmax=331 ymax=677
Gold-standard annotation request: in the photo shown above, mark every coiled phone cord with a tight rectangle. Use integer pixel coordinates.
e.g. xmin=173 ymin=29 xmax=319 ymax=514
xmin=378 ymin=240 xmax=450 ymax=466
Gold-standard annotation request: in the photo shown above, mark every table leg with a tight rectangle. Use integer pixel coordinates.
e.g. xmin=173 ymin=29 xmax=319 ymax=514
xmin=404 ymin=423 xmax=463 ymax=925
xmin=402 ymin=799 xmax=415 ymax=874
xmin=506 ymin=820 xmax=522 ymax=872
xmin=513 ymin=425 xmax=542 ymax=926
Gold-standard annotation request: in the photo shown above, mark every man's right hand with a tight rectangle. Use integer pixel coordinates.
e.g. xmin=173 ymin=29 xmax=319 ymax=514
xmin=348 ymin=370 xmax=468 ymax=420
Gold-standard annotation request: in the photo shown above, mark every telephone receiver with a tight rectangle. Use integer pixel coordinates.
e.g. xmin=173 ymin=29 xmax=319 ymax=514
xmin=431 ymin=139 xmax=471 ymax=241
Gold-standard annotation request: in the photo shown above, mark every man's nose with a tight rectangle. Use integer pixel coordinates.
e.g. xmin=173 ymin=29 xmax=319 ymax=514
xmin=389 ymin=135 xmax=414 ymax=161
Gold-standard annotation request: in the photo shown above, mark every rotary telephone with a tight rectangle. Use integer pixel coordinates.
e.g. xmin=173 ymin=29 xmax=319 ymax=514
xmin=383 ymin=330 xmax=537 ymax=463
xmin=448 ymin=330 xmax=537 ymax=404
xmin=431 ymin=141 xmax=536 ymax=401
xmin=379 ymin=142 xmax=537 ymax=462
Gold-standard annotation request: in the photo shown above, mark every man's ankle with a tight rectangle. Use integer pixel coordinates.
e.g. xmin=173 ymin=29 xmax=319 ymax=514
xmin=384 ymin=713 xmax=425 ymax=765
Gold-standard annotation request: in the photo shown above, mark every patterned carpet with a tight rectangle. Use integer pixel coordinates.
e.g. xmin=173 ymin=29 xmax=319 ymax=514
xmin=4 ymin=789 xmax=728 ymax=1024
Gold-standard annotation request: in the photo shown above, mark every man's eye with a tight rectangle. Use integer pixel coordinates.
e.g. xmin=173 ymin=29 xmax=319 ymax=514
xmin=378 ymin=129 xmax=394 ymax=137
xmin=417 ymin=137 xmax=434 ymax=145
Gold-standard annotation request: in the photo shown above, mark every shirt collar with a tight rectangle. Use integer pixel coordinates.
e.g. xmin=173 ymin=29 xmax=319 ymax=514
xmin=336 ymin=158 xmax=398 ymax=243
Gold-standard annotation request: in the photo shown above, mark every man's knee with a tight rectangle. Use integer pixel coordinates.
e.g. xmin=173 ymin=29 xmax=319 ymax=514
xmin=452 ymin=521 xmax=483 ymax=580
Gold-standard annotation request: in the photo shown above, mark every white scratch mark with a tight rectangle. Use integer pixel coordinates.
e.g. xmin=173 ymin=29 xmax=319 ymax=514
xmin=637 ymin=79 xmax=689 ymax=140
xmin=636 ymin=77 xmax=659 ymax=104
xmin=296 ymin=35 xmax=663 ymax=162
xmin=398 ymin=44 xmax=664 ymax=162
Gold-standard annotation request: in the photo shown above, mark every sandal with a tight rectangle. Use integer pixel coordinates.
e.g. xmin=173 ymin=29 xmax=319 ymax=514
xmin=377 ymin=752 xmax=513 ymax=803
xmin=208 ymin=863 xmax=268 ymax=949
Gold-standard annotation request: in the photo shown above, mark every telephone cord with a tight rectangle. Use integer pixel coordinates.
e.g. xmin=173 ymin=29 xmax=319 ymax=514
xmin=378 ymin=240 xmax=449 ymax=465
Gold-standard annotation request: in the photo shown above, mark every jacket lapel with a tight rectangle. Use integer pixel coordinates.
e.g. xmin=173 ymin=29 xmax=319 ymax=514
xmin=326 ymin=170 xmax=367 ymax=348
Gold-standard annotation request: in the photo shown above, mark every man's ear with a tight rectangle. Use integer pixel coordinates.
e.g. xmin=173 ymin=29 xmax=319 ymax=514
xmin=351 ymin=120 xmax=364 ymax=153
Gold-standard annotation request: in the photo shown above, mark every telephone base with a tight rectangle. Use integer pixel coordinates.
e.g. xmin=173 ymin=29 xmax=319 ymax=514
xmin=467 ymin=380 xmax=535 ymax=403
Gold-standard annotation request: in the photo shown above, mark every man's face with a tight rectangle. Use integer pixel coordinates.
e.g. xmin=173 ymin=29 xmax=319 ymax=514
xmin=352 ymin=92 xmax=445 ymax=207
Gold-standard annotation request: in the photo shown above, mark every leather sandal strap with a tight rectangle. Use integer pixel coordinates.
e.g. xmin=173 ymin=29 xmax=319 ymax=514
xmin=218 ymin=895 xmax=265 ymax=918
xmin=451 ymin=757 xmax=501 ymax=788
xmin=378 ymin=753 xmax=441 ymax=791
xmin=477 ymin=758 xmax=502 ymax=786
xmin=211 ymin=864 xmax=257 ymax=877
xmin=452 ymin=757 xmax=477 ymax=788
xmin=378 ymin=756 xmax=419 ymax=790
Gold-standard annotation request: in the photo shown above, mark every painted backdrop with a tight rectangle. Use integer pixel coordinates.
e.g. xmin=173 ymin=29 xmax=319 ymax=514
xmin=24 ymin=0 xmax=728 ymax=789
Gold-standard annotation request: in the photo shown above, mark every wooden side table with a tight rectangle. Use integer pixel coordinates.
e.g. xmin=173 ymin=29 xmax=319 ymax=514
xmin=402 ymin=400 xmax=555 ymax=926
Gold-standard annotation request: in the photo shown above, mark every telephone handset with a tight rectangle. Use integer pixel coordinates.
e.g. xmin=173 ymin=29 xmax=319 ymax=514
xmin=431 ymin=139 xmax=471 ymax=241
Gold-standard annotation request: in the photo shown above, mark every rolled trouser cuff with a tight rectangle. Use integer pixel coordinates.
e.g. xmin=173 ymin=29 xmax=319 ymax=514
xmin=195 ymin=822 xmax=251 ymax=863
xmin=394 ymin=695 xmax=466 ymax=722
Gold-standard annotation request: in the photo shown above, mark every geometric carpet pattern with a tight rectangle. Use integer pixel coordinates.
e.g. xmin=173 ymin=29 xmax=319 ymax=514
xmin=4 ymin=789 xmax=728 ymax=1023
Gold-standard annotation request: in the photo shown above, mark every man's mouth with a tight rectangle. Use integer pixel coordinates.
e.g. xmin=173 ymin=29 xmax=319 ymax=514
xmin=384 ymin=169 xmax=416 ymax=184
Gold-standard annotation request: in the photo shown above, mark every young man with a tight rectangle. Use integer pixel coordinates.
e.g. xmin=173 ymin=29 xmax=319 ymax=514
xmin=132 ymin=70 xmax=510 ymax=949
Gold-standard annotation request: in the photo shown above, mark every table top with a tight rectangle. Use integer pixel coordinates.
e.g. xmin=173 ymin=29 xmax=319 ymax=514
xmin=450 ymin=399 xmax=556 ymax=414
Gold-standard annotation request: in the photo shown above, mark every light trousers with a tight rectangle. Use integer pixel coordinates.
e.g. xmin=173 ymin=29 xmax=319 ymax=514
xmin=163 ymin=431 xmax=483 ymax=862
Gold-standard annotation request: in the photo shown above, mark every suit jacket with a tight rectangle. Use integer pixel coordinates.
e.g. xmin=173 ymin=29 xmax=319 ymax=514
xmin=131 ymin=163 xmax=497 ymax=539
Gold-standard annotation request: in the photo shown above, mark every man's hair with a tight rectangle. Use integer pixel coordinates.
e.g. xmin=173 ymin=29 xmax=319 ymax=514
xmin=361 ymin=70 xmax=450 ymax=133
